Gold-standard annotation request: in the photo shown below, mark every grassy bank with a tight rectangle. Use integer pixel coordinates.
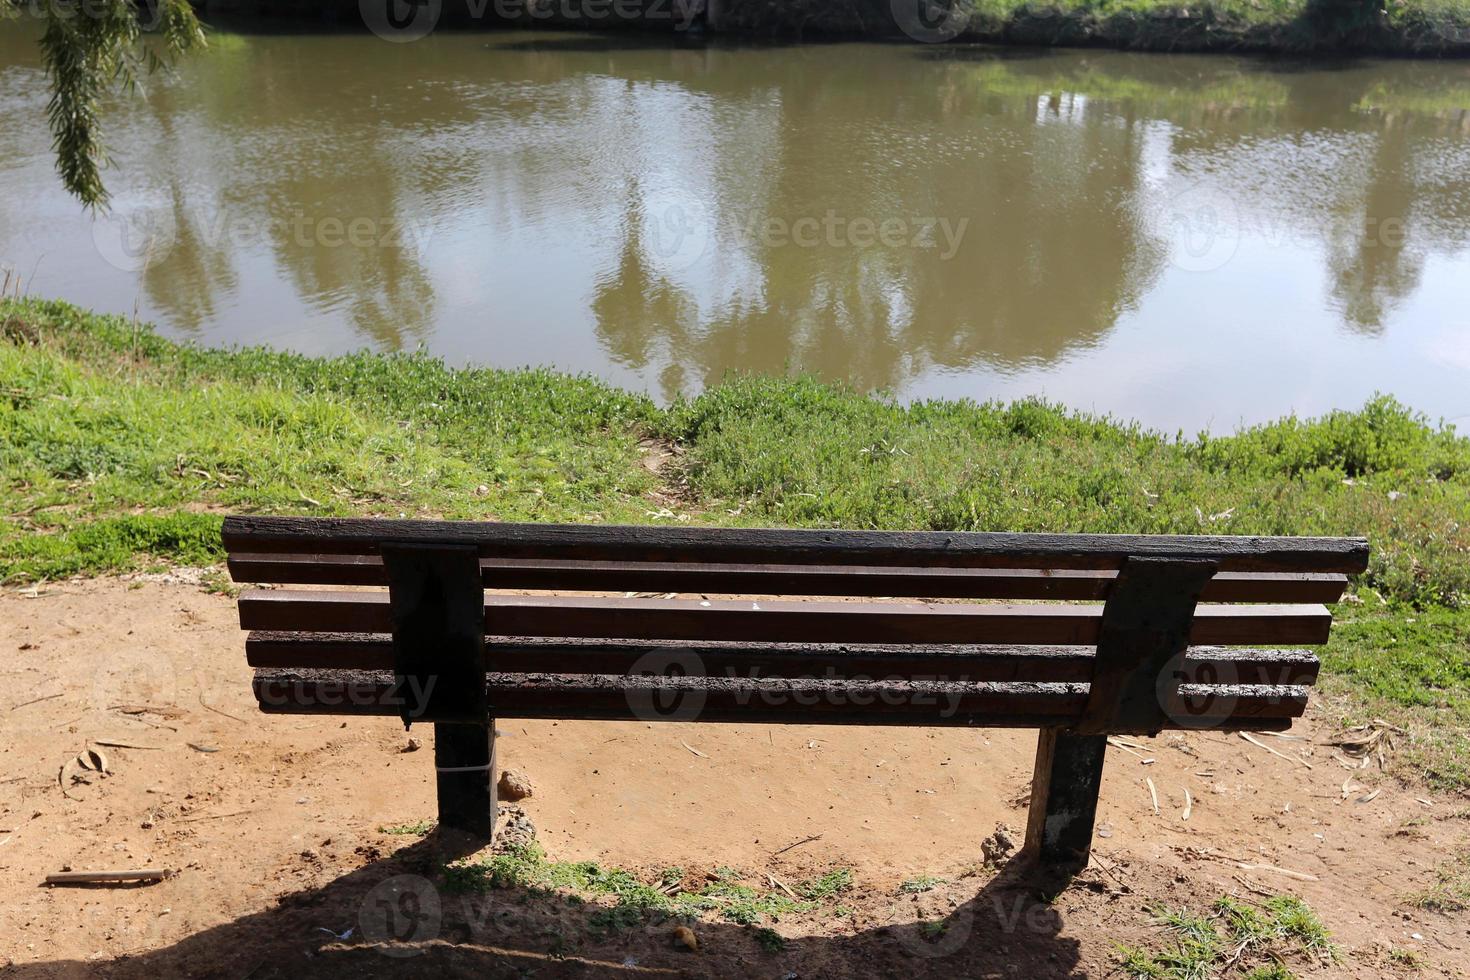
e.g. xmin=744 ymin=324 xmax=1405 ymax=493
xmin=947 ymin=0 xmax=1470 ymax=55
xmin=3 ymin=298 xmax=1468 ymax=784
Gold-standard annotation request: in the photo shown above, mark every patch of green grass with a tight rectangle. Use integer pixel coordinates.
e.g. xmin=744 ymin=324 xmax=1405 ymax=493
xmin=898 ymin=875 xmax=946 ymax=894
xmin=1120 ymin=897 xmax=1333 ymax=980
xmin=1408 ymin=850 xmax=1470 ymax=913
xmin=796 ymin=868 xmax=852 ymax=900
xmin=1 ymin=298 xmax=659 ymax=583
xmin=1262 ymin=897 xmax=1335 ymax=958
xmin=1242 ymin=966 xmax=1295 ymax=980
xmin=1213 ymin=896 xmax=1275 ymax=950
xmin=751 ymin=926 xmax=786 ymax=952
xmin=1318 ymin=608 xmax=1470 ymax=791
xmin=198 ymin=566 xmax=239 ymax=596
xmin=1118 ymin=944 xmax=1170 ymax=979
xmin=378 ymin=819 xmax=435 ymax=836
xmin=442 ymin=844 xmax=833 ymax=935
xmin=1389 ymin=946 xmax=1426 ymax=968
xmin=2 ymin=512 xmax=226 ymax=581
xmin=1140 ymin=906 xmax=1220 ymax=980
xmin=698 ymin=870 xmax=815 ymax=926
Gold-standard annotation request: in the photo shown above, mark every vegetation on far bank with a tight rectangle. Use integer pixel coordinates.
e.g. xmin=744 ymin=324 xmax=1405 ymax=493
xmin=944 ymin=0 xmax=1470 ymax=55
xmin=214 ymin=0 xmax=1470 ymax=57
xmin=3 ymin=298 xmax=1469 ymax=784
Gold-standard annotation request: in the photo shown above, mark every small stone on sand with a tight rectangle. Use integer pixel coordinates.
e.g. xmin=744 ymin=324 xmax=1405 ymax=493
xmin=498 ymin=769 xmax=534 ymax=801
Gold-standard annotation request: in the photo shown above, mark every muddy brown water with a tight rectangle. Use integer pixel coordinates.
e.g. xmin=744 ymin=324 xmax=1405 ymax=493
xmin=2 ymin=25 xmax=1468 ymax=431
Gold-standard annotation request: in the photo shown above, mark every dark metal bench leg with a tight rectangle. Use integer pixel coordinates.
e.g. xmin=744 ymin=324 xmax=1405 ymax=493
xmin=435 ymin=719 xmax=495 ymax=844
xmin=1022 ymin=727 xmax=1107 ymax=870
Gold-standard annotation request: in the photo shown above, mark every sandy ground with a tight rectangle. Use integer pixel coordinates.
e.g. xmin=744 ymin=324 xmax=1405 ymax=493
xmin=1 ymin=578 xmax=1467 ymax=978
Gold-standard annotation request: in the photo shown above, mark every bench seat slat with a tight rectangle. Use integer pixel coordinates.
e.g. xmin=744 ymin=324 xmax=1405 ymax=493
xmin=222 ymin=517 xmax=1370 ymax=574
xmin=251 ymin=668 xmax=1305 ymax=730
xmin=243 ymin=632 xmax=1321 ymax=686
xmin=226 ymin=554 xmax=1348 ymax=604
xmin=237 ymin=591 xmax=1333 ymax=646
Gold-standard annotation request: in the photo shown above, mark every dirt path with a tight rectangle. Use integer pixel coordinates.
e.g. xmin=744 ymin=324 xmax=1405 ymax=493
xmin=1 ymin=578 xmax=1466 ymax=978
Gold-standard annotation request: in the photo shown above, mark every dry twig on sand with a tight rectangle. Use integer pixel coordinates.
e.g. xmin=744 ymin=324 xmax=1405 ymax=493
xmin=45 ymin=869 xmax=169 ymax=885
xmin=1239 ymin=732 xmax=1312 ymax=769
xmin=772 ymin=834 xmax=823 ymax=857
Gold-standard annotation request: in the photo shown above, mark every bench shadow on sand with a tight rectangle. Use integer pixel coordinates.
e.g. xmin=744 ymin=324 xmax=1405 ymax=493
xmin=16 ymin=828 xmax=1094 ymax=978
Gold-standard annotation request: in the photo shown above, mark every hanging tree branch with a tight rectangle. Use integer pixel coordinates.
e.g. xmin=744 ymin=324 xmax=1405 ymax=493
xmin=8 ymin=0 xmax=205 ymax=210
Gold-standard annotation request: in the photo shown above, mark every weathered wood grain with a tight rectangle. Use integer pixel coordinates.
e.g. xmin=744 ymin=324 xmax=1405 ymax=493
xmin=238 ymin=591 xmax=1334 ymax=646
xmin=226 ymin=553 xmax=1349 ymax=603
xmin=244 ymin=632 xmax=1322 ymax=686
xmin=250 ymin=668 xmax=1302 ymax=729
xmin=222 ymin=517 xmax=1370 ymax=573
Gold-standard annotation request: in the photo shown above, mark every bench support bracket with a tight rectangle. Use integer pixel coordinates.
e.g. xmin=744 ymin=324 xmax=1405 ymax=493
xmin=1075 ymin=556 xmax=1219 ymax=736
xmin=381 ymin=542 xmax=488 ymax=726
xmin=1023 ymin=556 xmax=1218 ymax=869
xmin=382 ymin=542 xmax=495 ymax=844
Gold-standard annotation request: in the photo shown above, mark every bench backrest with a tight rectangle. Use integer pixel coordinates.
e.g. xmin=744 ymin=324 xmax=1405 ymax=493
xmin=224 ymin=517 xmax=1367 ymax=734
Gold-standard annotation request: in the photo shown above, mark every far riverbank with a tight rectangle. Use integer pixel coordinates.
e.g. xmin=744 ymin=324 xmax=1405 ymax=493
xmin=197 ymin=0 xmax=1470 ymax=56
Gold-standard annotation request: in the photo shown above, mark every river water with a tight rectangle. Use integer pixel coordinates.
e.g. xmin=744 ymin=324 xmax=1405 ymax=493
xmin=2 ymin=25 xmax=1468 ymax=431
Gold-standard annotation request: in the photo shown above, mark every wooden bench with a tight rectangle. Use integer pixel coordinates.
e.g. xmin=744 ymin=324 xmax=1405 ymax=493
xmin=223 ymin=516 xmax=1367 ymax=868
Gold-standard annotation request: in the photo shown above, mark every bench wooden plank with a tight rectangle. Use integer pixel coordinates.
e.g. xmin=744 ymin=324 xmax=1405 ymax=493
xmin=222 ymin=517 xmax=1370 ymax=573
xmin=226 ymin=553 xmax=1348 ymax=603
xmin=237 ymin=591 xmax=1334 ymax=646
xmin=250 ymin=669 xmax=1305 ymax=728
xmin=243 ymin=632 xmax=1321 ymax=686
